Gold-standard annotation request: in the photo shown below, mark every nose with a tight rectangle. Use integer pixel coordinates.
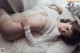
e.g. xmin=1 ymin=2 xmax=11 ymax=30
xmin=62 ymin=29 xmax=66 ymax=33
xmin=61 ymin=29 xmax=67 ymax=34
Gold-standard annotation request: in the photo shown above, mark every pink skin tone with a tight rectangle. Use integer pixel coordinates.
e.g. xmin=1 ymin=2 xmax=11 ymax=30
xmin=58 ymin=22 xmax=72 ymax=37
xmin=50 ymin=4 xmax=62 ymax=14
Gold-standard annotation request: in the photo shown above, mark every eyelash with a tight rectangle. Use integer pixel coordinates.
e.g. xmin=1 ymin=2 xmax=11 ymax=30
xmin=66 ymin=28 xmax=69 ymax=30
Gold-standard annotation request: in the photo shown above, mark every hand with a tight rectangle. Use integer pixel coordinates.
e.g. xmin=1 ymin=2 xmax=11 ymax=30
xmin=57 ymin=7 xmax=62 ymax=14
xmin=50 ymin=4 xmax=62 ymax=14
xmin=21 ymin=17 xmax=29 ymax=27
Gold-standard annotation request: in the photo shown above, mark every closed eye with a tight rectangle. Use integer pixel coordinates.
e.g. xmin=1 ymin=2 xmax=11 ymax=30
xmin=66 ymin=28 xmax=69 ymax=31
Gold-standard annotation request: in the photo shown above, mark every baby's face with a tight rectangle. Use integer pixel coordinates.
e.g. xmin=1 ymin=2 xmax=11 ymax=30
xmin=58 ymin=22 xmax=73 ymax=37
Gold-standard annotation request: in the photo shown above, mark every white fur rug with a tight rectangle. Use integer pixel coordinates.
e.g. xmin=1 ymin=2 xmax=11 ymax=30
xmin=0 ymin=32 xmax=76 ymax=53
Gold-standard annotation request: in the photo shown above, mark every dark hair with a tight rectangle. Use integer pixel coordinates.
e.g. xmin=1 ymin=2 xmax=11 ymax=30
xmin=60 ymin=19 xmax=71 ymax=23
xmin=59 ymin=19 xmax=80 ymax=45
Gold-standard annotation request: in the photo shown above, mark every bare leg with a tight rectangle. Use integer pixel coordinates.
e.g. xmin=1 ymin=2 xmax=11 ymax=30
xmin=0 ymin=8 xmax=24 ymax=41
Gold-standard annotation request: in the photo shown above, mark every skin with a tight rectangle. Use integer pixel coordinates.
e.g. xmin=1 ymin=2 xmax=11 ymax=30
xmin=0 ymin=18 xmax=24 ymax=41
xmin=0 ymin=9 xmax=24 ymax=41
xmin=22 ymin=12 xmax=49 ymax=32
xmin=50 ymin=4 xmax=62 ymax=14
xmin=0 ymin=9 xmax=49 ymax=41
xmin=0 ymin=4 xmax=72 ymax=41
xmin=58 ymin=22 xmax=73 ymax=37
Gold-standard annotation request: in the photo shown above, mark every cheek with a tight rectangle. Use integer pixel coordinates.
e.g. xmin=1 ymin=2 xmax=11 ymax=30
xmin=59 ymin=27 xmax=62 ymax=32
xmin=59 ymin=28 xmax=65 ymax=35
xmin=60 ymin=26 xmax=65 ymax=31
xmin=59 ymin=28 xmax=62 ymax=33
